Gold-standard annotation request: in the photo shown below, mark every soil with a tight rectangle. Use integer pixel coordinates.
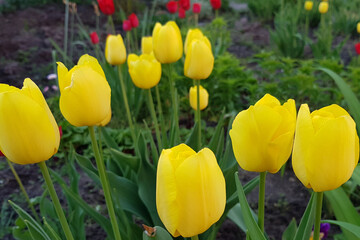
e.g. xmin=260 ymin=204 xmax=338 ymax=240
xmin=0 ymin=3 xmax=351 ymax=240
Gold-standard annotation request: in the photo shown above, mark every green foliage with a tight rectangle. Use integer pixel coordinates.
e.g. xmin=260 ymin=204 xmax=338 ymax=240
xmin=244 ymin=0 xmax=279 ymax=22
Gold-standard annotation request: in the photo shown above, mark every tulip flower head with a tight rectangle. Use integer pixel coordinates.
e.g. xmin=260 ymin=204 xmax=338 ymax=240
xmin=210 ymin=0 xmax=221 ymax=10
xmin=184 ymin=36 xmax=214 ymax=80
xmin=178 ymin=7 xmax=186 ymax=19
xmin=97 ymin=0 xmax=115 ymax=15
xmin=304 ymin=1 xmax=313 ymax=11
xmin=193 ymin=3 xmax=201 ymax=14
xmin=141 ymin=36 xmax=153 ymax=54
xmin=189 ymin=85 xmax=209 ymax=110
xmin=292 ymin=104 xmax=359 ymax=192
xmin=166 ymin=1 xmax=178 ymax=14
xmin=179 ymin=0 xmax=190 ymax=11
xmin=105 ymin=34 xmax=127 ymax=65
xmin=90 ymin=31 xmax=99 ymax=44
xmin=357 ymin=22 xmax=360 ymax=34
xmin=230 ymin=94 xmax=296 ymax=173
xmin=123 ymin=19 xmax=132 ymax=32
xmin=0 ymin=79 xmax=60 ymax=164
xmin=127 ymin=54 xmax=161 ymax=89
xmin=355 ymin=43 xmax=360 ymax=55
xmin=129 ymin=13 xmax=139 ymax=28
xmin=184 ymin=28 xmax=206 ymax=54
xmin=318 ymin=1 xmax=328 ymax=14
xmin=156 ymin=144 xmax=226 ymax=237
xmin=57 ymin=54 xmax=112 ymax=127
xmin=152 ymin=21 xmax=183 ymax=63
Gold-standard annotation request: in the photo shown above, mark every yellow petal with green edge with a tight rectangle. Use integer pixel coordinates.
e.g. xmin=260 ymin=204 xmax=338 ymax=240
xmin=77 ymin=54 xmax=105 ymax=78
xmin=292 ymin=104 xmax=315 ymax=189
xmin=175 ymin=148 xmax=225 ymax=237
xmin=60 ymin=66 xmax=111 ymax=127
xmin=255 ymin=93 xmax=280 ymax=108
xmin=57 ymin=61 xmax=69 ymax=92
xmin=0 ymin=92 xmax=59 ymax=164
xmin=307 ymin=116 xmax=357 ymax=192
xmin=156 ymin=148 xmax=180 ymax=237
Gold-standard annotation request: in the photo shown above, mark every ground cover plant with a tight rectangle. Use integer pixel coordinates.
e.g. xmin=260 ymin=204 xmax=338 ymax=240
xmin=1 ymin=0 xmax=360 ymax=240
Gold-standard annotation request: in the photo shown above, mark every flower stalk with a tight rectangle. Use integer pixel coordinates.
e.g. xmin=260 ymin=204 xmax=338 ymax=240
xmin=147 ymin=89 xmax=162 ymax=152
xmin=258 ymin=171 xmax=267 ymax=232
xmin=313 ymin=192 xmax=324 ymax=240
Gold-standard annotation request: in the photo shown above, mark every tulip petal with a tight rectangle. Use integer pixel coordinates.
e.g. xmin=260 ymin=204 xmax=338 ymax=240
xmin=255 ymin=93 xmax=280 ymax=107
xmin=57 ymin=61 xmax=69 ymax=92
xmin=78 ymin=54 xmax=106 ymax=78
xmin=175 ymin=148 xmax=225 ymax=237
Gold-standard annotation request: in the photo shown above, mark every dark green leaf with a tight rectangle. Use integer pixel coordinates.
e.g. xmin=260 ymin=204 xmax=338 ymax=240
xmin=282 ymin=218 xmax=297 ymax=240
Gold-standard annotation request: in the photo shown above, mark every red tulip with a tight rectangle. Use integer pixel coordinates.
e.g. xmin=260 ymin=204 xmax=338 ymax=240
xmin=166 ymin=1 xmax=178 ymax=14
xmin=97 ymin=0 xmax=115 ymax=15
xmin=192 ymin=3 xmax=201 ymax=13
xmin=90 ymin=31 xmax=99 ymax=44
xmin=210 ymin=0 xmax=221 ymax=10
xmin=129 ymin=13 xmax=139 ymax=28
xmin=356 ymin=43 xmax=360 ymax=55
xmin=178 ymin=7 xmax=186 ymax=19
xmin=59 ymin=126 xmax=63 ymax=139
xmin=123 ymin=19 xmax=132 ymax=31
xmin=179 ymin=0 xmax=190 ymax=11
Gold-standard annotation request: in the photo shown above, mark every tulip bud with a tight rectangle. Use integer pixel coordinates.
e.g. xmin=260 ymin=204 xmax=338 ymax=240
xmin=127 ymin=54 xmax=161 ymax=89
xmin=292 ymin=104 xmax=359 ymax=192
xmin=193 ymin=3 xmax=201 ymax=14
xmin=304 ymin=1 xmax=313 ymax=11
xmin=123 ymin=19 xmax=132 ymax=31
xmin=355 ymin=43 xmax=360 ymax=55
xmin=152 ymin=21 xmax=183 ymax=64
xmin=357 ymin=22 xmax=360 ymax=34
xmin=90 ymin=31 xmax=99 ymax=44
xmin=184 ymin=37 xmax=214 ymax=80
xmin=97 ymin=0 xmax=115 ymax=15
xmin=179 ymin=0 xmax=190 ymax=11
xmin=141 ymin=36 xmax=153 ymax=54
xmin=210 ymin=0 xmax=221 ymax=10
xmin=184 ymin=28 xmax=206 ymax=55
xmin=178 ymin=7 xmax=186 ymax=19
xmin=166 ymin=1 xmax=178 ymax=14
xmin=318 ymin=1 xmax=328 ymax=14
xmin=189 ymin=85 xmax=209 ymax=110
xmin=156 ymin=144 xmax=226 ymax=237
xmin=129 ymin=13 xmax=139 ymax=28
xmin=57 ymin=54 xmax=112 ymax=127
xmin=230 ymin=94 xmax=296 ymax=173
xmin=105 ymin=34 xmax=127 ymax=65
xmin=0 ymin=79 xmax=60 ymax=164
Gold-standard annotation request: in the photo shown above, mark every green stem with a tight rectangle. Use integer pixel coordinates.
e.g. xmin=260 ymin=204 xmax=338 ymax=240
xmin=147 ymin=89 xmax=162 ymax=152
xmin=117 ymin=65 xmax=136 ymax=143
xmin=155 ymin=85 xmax=167 ymax=148
xmin=64 ymin=0 xmax=69 ymax=65
xmin=89 ymin=126 xmax=122 ymax=240
xmin=69 ymin=11 xmax=75 ymax=61
xmin=126 ymin=32 xmax=131 ymax=53
xmin=7 ymin=159 xmax=40 ymax=222
xmin=108 ymin=15 xmax=116 ymax=34
xmin=215 ymin=9 xmax=219 ymax=18
xmin=305 ymin=14 xmax=309 ymax=43
xmin=133 ymin=28 xmax=139 ymax=53
xmin=38 ymin=161 xmax=74 ymax=240
xmin=196 ymin=80 xmax=201 ymax=150
xmin=191 ymin=235 xmax=199 ymax=240
xmin=313 ymin=192 xmax=323 ymax=240
xmin=258 ymin=171 xmax=267 ymax=232
xmin=195 ymin=13 xmax=198 ymax=27
xmin=168 ymin=64 xmax=178 ymax=125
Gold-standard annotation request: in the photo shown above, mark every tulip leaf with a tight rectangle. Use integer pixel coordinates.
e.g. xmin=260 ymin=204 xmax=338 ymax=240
xmin=43 ymin=217 xmax=62 ymax=240
xmin=12 ymin=217 xmax=33 ymax=240
xmin=219 ymin=115 xmax=236 ymax=171
xmin=234 ymin=172 xmax=267 ymax=240
xmin=324 ymin=187 xmax=360 ymax=240
xmin=228 ymin=203 xmax=258 ymax=233
xmin=293 ymin=192 xmax=316 ymax=240
xmin=100 ymin=127 xmax=119 ymax=149
xmin=322 ymin=220 xmax=360 ymax=237
xmin=208 ymin=110 xmax=225 ymax=155
xmin=24 ymin=220 xmax=50 ymax=240
xmin=74 ymin=153 xmax=101 ymax=186
xmin=318 ymin=67 xmax=360 ymax=130
xmin=136 ymin=132 xmax=150 ymax=165
xmin=282 ymin=218 xmax=297 ymax=240
xmin=143 ymin=120 xmax=160 ymax=164
xmin=142 ymin=226 xmax=172 ymax=240
xmin=226 ymin=176 xmax=260 ymax=211
xmin=351 ymin=165 xmax=360 ymax=187
xmin=185 ymin=121 xmax=199 ymax=151
xmin=109 ymin=147 xmax=140 ymax=172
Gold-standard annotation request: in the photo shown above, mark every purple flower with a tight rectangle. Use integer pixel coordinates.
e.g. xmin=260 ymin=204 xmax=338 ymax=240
xmin=320 ymin=223 xmax=330 ymax=238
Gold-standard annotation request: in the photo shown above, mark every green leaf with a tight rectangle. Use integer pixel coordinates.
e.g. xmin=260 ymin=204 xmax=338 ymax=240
xmin=143 ymin=120 xmax=159 ymax=164
xmin=234 ymin=172 xmax=266 ymax=240
xmin=101 ymin=127 xmax=119 ymax=149
xmin=351 ymin=165 xmax=360 ymax=186
xmin=43 ymin=218 xmax=62 ymax=240
xmin=282 ymin=218 xmax=297 ymax=240
xmin=74 ymin=153 xmax=101 ymax=186
xmin=227 ymin=203 xmax=258 ymax=233
xmin=322 ymin=220 xmax=360 ymax=237
xmin=12 ymin=217 xmax=32 ymax=240
xmin=208 ymin=110 xmax=225 ymax=155
xmin=109 ymin=148 xmax=140 ymax=172
xmin=142 ymin=226 xmax=172 ymax=240
xmin=185 ymin=121 xmax=199 ymax=151
xmin=325 ymin=187 xmax=360 ymax=240
xmin=293 ymin=192 xmax=316 ymax=240
xmin=24 ymin=220 xmax=49 ymax=240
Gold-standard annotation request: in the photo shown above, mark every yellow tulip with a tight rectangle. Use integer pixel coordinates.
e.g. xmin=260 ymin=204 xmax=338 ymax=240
xmin=156 ymin=144 xmax=226 ymax=237
xmin=127 ymin=53 xmax=161 ymax=89
xmin=357 ymin=22 xmax=360 ymax=34
xmin=105 ymin=34 xmax=127 ymax=65
xmin=292 ymin=104 xmax=359 ymax=192
xmin=318 ymin=1 xmax=328 ymax=14
xmin=189 ymin=85 xmax=209 ymax=110
xmin=152 ymin=21 xmax=183 ymax=63
xmin=184 ymin=37 xmax=214 ymax=80
xmin=229 ymin=94 xmax=296 ymax=173
xmin=0 ymin=79 xmax=60 ymax=164
xmin=304 ymin=1 xmax=313 ymax=11
xmin=57 ymin=54 xmax=111 ymax=127
xmin=141 ymin=36 xmax=153 ymax=54
xmin=184 ymin=28 xmax=209 ymax=55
